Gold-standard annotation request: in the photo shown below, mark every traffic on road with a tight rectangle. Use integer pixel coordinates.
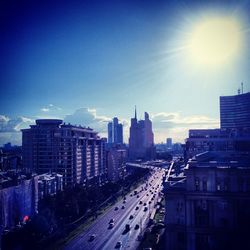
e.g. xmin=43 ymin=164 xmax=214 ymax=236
xmin=64 ymin=167 xmax=166 ymax=250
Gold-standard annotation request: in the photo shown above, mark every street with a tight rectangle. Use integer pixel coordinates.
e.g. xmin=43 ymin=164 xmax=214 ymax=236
xmin=64 ymin=168 xmax=165 ymax=250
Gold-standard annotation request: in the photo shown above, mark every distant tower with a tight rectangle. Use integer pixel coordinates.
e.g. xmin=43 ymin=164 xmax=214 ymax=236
xmin=241 ymin=82 xmax=244 ymax=94
xmin=108 ymin=122 xmax=113 ymax=143
xmin=107 ymin=117 xmax=123 ymax=144
xmin=129 ymin=109 xmax=155 ymax=160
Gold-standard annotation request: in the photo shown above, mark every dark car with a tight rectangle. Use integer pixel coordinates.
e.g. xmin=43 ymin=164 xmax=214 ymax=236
xmin=134 ymin=224 xmax=140 ymax=230
xmin=115 ymin=241 xmax=122 ymax=248
xmin=129 ymin=215 xmax=134 ymax=219
xmin=115 ymin=206 xmax=119 ymax=211
xmin=108 ymin=222 xmax=114 ymax=229
xmin=109 ymin=218 xmax=115 ymax=224
xmin=89 ymin=234 xmax=96 ymax=241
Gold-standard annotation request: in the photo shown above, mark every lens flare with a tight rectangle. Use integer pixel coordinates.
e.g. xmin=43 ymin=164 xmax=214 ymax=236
xmin=187 ymin=17 xmax=243 ymax=67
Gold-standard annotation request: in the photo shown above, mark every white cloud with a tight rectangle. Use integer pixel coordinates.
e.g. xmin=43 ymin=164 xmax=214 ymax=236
xmin=0 ymin=115 xmax=34 ymax=133
xmin=0 ymin=115 xmax=34 ymax=146
xmin=64 ymin=108 xmax=111 ymax=134
xmin=151 ymin=112 xmax=219 ymax=143
xmin=40 ymin=104 xmax=62 ymax=113
xmin=41 ymin=108 xmax=50 ymax=112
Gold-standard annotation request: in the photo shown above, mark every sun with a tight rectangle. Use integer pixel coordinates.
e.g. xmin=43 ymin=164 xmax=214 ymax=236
xmin=187 ymin=17 xmax=243 ymax=67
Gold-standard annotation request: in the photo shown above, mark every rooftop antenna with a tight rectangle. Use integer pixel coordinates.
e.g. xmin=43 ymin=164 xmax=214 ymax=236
xmin=241 ymin=82 xmax=244 ymax=94
xmin=135 ymin=105 xmax=137 ymax=120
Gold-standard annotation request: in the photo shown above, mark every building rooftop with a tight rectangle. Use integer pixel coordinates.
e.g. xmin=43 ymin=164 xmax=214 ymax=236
xmin=187 ymin=151 xmax=250 ymax=169
xmin=36 ymin=119 xmax=63 ymax=125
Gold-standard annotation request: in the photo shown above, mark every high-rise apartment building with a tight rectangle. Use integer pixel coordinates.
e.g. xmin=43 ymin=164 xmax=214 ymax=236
xmin=107 ymin=145 xmax=127 ymax=182
xmin=107 ymin=117 xmax=123 ymax=144
xmin=22 ymin=119 xmax=106 ymax=186
xmin=220 ymin=92 xmax=250 ymax=129
xmin=129 ymin=108 xmax=155 ymax=160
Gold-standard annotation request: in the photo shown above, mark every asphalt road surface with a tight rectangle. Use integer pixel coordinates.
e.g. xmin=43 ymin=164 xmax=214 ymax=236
xmin=64 ymin=168 xmax=165 ymax=250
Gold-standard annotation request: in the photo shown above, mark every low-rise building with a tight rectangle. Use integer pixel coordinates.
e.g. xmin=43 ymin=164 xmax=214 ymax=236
xmin=38 ymin=173 xmax=63 ymax=200
xmin=185 ymin=128 xmax=250 ymax=161
xmin=164 ymin=151 xmax=250 ymax=250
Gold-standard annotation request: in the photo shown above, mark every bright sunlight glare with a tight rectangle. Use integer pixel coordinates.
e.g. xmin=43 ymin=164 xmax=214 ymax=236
xmin=187 ymin=17 xmax=243 ymax=67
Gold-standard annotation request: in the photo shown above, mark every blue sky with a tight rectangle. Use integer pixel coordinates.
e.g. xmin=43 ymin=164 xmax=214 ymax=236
xmin=0 ymin=0 xmax=249 ymax=145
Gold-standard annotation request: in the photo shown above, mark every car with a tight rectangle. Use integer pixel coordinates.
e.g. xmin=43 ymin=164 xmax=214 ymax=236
xmin=123 ymin=200 xmax=126 ymax=204
xmin=125 ymin=224 xmax=131 ymax=230
xmin=149 ymin=201 xmax=152 ymax=204
xmin=135 ymin=206 xmax=139 ymax=210
xmin=122 ymin=205 xmax=125 ymax=209
xmin=109 ymin=222 xmax=115 ymax=229
xmin=134 ymin=224 xmax=140 ymax=230
xmin=89 ymin=234 xmax=96 ymax=241
xmin=123 ymin=196 xmax=126 ymax=200
xmin=137 ymin=195 xmax=140 ymax=198
xmin=115 ymin=241 xmax=122 ymax=248
xmin=115 ymin=206 xmax=119 ymax=211
xmin=144 ymin=203 xmax=147 ymax=206
xmin=144 ymin=207 xmax=148 ymax=212
xmin=139 ymin=200 xmax=143 ymax=205
xmin=109 ymin=218 xmax=115 ymax=224
xmin=129 ymin=215 xmax=134 ymax=219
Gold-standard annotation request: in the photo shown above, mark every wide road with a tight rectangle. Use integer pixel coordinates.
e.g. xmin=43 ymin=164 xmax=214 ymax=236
xmin=64 ymin=168 xmax=165 ymax=250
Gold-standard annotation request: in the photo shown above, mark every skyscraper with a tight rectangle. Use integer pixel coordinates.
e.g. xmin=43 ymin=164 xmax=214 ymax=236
xmin=166 ymin=138 xmax=173 ymax=149
xmin=129 ymin=108 xmax=155 ymax=160
xmin=108 ymin=122 xmax=113 ymax=144
xmin=220 ymin=92 xmax=250 ymax=129
xmin=107 ymin=117 xmax=123 ymax=144
xmin=22 ymin=119 xmax=107 ymax=186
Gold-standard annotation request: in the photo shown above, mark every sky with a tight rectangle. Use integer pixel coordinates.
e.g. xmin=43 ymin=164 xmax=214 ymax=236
xmin=0 ymin=0 xmax=249 ymax=145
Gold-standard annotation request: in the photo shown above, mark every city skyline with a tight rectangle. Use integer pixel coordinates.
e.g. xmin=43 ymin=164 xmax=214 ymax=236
xmin=0 ymin=0 xmax=250 ymax=145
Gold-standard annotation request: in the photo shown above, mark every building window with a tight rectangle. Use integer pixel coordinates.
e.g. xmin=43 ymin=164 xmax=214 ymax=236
xmin=202 ymin=178 xmax=207 ymax=191
xmin=194 ymin=200 xmax=209 ymax=227
xmin=224 ymin=178 xmax=230 ymax=191
xmin=216 ymin=178 xmax=221 ymax=191
xmin=238 ymin=178 xmax=244 ymax=192
xmin=195 ymin=177 xmax=200 ymax=191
